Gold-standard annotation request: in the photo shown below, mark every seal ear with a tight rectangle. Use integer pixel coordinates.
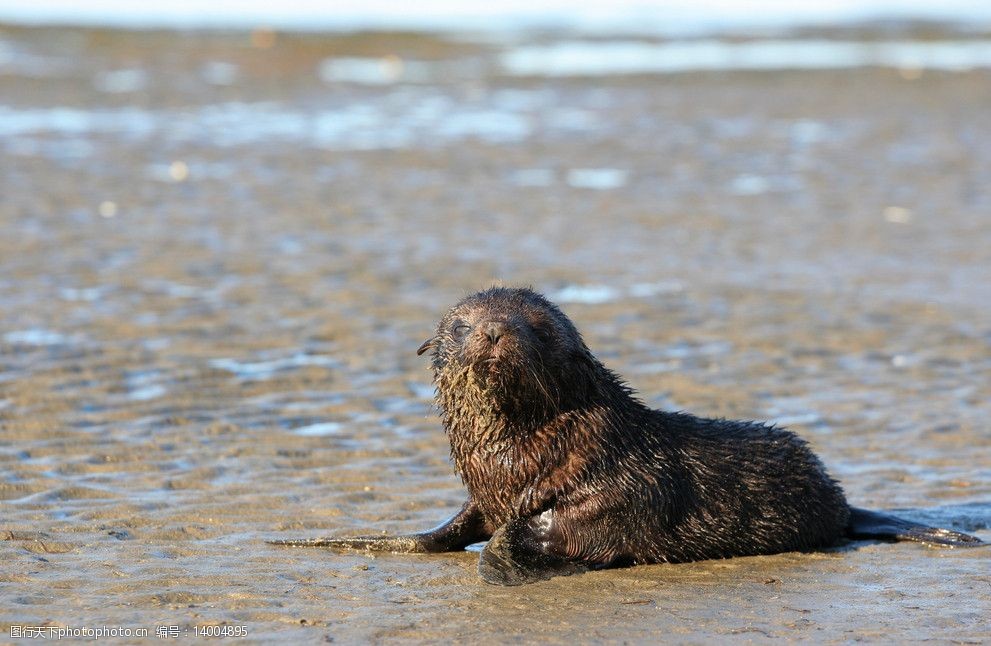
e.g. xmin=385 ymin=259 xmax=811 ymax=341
xmin=417 ymin=337 xmax=438 ymax=356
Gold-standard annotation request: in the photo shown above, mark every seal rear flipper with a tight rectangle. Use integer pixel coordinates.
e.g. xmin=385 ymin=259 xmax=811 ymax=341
xmin=478 ymin=522 xmax=588 ymax=585
xmin=846 ymin=507 xmax=985 ymax=547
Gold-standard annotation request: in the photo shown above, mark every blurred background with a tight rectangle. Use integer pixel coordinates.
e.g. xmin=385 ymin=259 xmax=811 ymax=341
xmin=2 ymin=1 xmax=990 ymax=642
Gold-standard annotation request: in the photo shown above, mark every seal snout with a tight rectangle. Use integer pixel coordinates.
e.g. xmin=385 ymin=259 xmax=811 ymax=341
xmin=483 ymin=320 xmax=508 ymax=345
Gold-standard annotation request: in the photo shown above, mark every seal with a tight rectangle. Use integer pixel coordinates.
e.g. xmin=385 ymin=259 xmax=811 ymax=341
xmin=271 ymin=287 xmax=984 ymax=584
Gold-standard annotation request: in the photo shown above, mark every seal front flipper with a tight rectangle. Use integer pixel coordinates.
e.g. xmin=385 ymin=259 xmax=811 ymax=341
xmin=846 ymin=507 xmax=985 ymax=547
xmin=477 ymin=514 xmax=588 ymax=586
xmin=267 ymin=535 xmax=435 ymax=552
xmin=268 ymin=499 xmax=491 ymax=553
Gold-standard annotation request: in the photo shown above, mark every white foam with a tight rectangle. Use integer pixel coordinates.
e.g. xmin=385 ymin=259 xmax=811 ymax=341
xmin=93 ymin=68 xmax=147 ymax=93
xmin=292 ymin=422 xmax=344 ymax=437
xmin=319 ymin=57 xmax=407 ymax=85
xmin=501 ymin=39 xmax=991 ymax=76
xmin=127 ymin=385 xmax=167 ymax=401
xmin=551 ymin=285 xmax=621 ymax=304
xmin=4 ymin=329 xmax=71 ymax=346
xmin=566 ymin=168 xmax=628 ymax=190
xmin=210 ymin=353 xmax=340 ymax=380
xmin=730 ymin=174 xmax=771 ymax=196
xmin=0 ymin=100 xmax=538 ymax=150
xmin=2 ymin=1 xmax=991 ymax=33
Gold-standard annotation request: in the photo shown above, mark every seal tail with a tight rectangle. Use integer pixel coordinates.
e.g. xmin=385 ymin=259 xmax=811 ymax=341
xmin=846 ymin=507 xmax=985 ymax=547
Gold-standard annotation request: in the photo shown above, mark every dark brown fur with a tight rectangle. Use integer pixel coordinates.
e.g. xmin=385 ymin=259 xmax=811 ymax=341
xmin=424 ymin=287 xmax=852 ymax=565
xmin=271 ymin=287 xmax=983 ymax=584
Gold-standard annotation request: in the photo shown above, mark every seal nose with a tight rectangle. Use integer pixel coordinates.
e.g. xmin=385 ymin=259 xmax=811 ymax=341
xmin=484 ymin=321 xmax=507 ymax=345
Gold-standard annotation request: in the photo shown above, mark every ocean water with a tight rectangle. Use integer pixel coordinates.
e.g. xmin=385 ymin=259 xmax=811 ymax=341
xmin=3 ymin=1 xmax=991 ymax=89
xmin=1 ymin=0 xmax=991 ymax=32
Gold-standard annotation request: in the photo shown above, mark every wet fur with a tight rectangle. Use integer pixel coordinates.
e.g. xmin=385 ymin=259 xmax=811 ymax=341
xmin=429 ymin=288 xmax=851 ymax=564
xmin=271 ymin=287 xmax=984 ymax=583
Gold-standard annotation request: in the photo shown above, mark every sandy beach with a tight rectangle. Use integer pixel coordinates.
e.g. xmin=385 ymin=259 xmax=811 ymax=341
xmin=1 ymin=23 xmax=990 ymax=643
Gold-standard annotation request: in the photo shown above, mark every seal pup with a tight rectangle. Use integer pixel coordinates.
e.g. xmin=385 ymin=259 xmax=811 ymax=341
xmin=271 ymin=287 xmax=984 ymax=585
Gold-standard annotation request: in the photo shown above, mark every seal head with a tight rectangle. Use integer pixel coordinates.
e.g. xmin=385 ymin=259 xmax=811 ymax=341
xmin=419 ymin=287 xmax=605 ymax=426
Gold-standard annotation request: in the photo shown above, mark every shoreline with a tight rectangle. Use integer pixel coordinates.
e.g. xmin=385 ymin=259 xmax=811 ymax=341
xmin=2 ymin=24 xmax=989 ymax=643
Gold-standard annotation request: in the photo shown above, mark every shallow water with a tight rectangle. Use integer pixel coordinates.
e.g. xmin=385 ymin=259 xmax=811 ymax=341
xmin=1 ymin=23 xmax=990 ymax=643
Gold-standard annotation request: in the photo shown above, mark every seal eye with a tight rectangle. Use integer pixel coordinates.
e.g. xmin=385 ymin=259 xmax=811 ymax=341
xmin=532 ymin=326 xmax=553 ymax=346
xmin=452 ymin=323 xmax=471 ymax=341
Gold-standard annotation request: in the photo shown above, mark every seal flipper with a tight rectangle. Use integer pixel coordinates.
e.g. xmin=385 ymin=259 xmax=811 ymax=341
xmin=268 ymin=499 xmax=491 ymax=553
xmin=478 ymin=516 xmax=588 ymax=586
xmin=846 ymin=507 xmax=984 ymax=547
xmin=268 ymin=534 xmax=435 ymax=552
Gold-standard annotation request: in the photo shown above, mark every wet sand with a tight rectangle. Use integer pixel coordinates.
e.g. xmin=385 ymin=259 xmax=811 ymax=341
xmin=1 ymin=25 xmax=990 ymax=643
